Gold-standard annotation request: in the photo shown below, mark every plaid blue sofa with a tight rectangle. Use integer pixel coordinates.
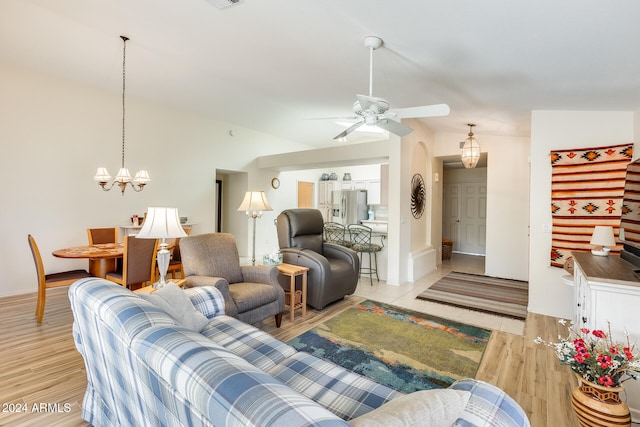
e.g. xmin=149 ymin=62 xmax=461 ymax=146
xmin=69 ymin=278 xmax=530 ymax=427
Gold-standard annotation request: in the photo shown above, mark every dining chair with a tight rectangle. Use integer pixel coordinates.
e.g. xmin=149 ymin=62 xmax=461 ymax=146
xmin=347 ymin=224 xmax=383 ymax=286
xmin=28 ymin=234 xmax=92 ymax=323
xmin=105 ymin=235 xmax=158 ymax=290
xmin=163 ymin=226 xmax=191 ymax=280
xmin=87 ymin=227 xmax=118 ymax=245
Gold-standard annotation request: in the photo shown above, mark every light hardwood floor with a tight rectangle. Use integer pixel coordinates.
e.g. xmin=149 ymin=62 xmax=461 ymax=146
xmin=0 ymin=254 xmax=578 ymax=426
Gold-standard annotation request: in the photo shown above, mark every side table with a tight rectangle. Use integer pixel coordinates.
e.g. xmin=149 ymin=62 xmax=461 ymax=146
xmin=276 ymin=263 xmax=309 ymax=322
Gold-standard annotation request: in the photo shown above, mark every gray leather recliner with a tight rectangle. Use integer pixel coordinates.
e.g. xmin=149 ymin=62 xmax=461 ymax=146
xmin=276 ymin=209 xmax=359 ymax=310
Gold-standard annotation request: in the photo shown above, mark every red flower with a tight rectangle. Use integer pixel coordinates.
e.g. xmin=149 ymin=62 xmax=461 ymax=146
xmin=609 ymin=346 xmax=619 ymax=355
xmin=574 ymin=354 xmax=585 ymax=364
xmin=597 ymin=354 xmax=613 ymax=369
xmin=624 ymin=347 xmax=634 ymax=361
xmin=574 ymin=338 xmax=586 ymax=348
xmin=592 ymin=330 xmax=606 ymax=339
xmin=581 ymin=328 xmax=590 ymax=334
xmin=598 ymin=375 xmax=615 ymax=387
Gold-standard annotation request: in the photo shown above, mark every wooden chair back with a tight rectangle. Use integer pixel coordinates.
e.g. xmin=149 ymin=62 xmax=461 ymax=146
xmin=28 ymin=234 xmax=91 ymax=323
xmin=87 ymin=227 xmax=118 ymax=245
xmin=106 ymin=235 xmax=158 ymax=289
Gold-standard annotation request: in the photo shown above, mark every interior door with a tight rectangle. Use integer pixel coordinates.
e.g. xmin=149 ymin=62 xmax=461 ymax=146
xmin=444 ymin=182 xmax=487 ymax=255
xmin=297 ymin=181 xmax=314 ymax=208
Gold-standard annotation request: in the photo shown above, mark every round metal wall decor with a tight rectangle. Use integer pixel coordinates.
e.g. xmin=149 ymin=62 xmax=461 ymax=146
xmin=410 ymin=173 xmax=426 ymax=218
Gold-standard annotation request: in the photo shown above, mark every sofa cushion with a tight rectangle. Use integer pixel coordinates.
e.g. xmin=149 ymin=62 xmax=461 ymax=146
xmin=133 ymin=326 xmax=349 ymax=427
xmin=350 ymin=389 xmax=471 ymax=427
xmin=268 ymin=352 xmax=401 ymax=420
xmin=139 ymin=283 xmax=209 ymax=332
xmin=203 ymin=315 xmax=297 ymax=371
xmin=450 ymin=378 xmax=530 ymax=427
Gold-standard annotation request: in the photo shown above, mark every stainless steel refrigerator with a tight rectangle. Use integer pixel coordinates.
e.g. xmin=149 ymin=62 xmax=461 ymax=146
xmin=331 ymin=189 xmax=368 ymax=225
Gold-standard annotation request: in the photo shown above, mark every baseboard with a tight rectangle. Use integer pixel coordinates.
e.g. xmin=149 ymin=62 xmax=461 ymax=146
xmin=408 ymin=247 xmax=436 ymax=282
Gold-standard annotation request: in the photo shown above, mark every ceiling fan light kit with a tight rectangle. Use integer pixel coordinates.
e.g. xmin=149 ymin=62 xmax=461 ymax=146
xmin=461 ymin=123 xmax=481 ymax=169
xmin=332 ymin=35 xmax=450 ymax=141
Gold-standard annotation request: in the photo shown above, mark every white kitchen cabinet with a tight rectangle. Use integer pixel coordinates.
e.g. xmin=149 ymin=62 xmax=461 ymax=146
xmin=572 ymin=252 xmax=640 ymax=421
xmin=365 ymin=179 xmax=381 ymax=205
xmin=342 ymin=180 xmax=366 ymax=190
xmin=318 ymin=181 xmax=340 ymax=205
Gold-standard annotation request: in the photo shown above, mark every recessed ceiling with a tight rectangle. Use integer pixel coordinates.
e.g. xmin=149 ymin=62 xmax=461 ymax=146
xmin=2 ymin=0 xmax=640 ymax=147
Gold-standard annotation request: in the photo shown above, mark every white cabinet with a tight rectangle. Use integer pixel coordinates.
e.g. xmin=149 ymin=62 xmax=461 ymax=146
xmin=365 ymin=180 xmax=381 ymax=205
xmin=342 ymin=180 xmax=366 ymax=190
xmin=572 ymin=253 xmax=640 ymax=420
xmin=317 ymin=181 xmax=340 ymax=222
xmin=318 ymin=181 xmax=340 ymax=205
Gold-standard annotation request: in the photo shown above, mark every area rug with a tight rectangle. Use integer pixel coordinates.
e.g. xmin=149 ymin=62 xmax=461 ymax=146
xmin=287 ymin=300 xmax=490 ymax=394
xmin=416 ymin=272 xmax=528 ymax=320
xmin=550 ymin=143 xmax=633 ymax=267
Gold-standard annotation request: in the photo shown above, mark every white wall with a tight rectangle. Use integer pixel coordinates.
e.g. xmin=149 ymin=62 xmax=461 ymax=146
xmin=0 ymin=62 xmax=311 ymax=297
xmin=528 ymin=110 xmax=635 ymax=318
xmin=434 ymin=132 xmax=530 ymax=281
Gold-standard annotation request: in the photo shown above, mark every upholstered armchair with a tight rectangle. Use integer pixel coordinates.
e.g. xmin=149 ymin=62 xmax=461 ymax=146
xmin=276 ymin=209 xmax=359 ymax=310
xmin=179 ymin=233 xmax=285 ymax=327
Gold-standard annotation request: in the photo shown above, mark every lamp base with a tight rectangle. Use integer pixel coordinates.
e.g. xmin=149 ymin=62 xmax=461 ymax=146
xmin=152 ymin=279 xmax=177 ymax=289
xmin=591 ymin=248 xmax=610 ymax=257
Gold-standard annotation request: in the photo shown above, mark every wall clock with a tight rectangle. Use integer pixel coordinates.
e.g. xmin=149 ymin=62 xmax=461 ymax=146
xmin=271 ymin=177 xmax=280 ymax=189
xmin=410 ymin=173 xmax=426 ymax=218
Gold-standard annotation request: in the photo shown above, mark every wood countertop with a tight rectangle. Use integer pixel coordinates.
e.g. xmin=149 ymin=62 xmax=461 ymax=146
xmin=572 ymin=252 xmax=640 ymax=287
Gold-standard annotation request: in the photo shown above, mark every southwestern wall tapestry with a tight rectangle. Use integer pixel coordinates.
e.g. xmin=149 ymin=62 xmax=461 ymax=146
xmin=550 ymin=142 xmax=633 ymax=268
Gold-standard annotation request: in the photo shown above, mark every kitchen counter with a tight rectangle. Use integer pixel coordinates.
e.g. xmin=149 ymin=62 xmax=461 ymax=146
xmin=360 ymin=220 xmax=387 ymax=234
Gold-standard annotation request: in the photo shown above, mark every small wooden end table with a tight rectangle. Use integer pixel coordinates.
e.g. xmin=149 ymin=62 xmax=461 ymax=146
xmin=276 ymin=263 xmax=308 ymax=322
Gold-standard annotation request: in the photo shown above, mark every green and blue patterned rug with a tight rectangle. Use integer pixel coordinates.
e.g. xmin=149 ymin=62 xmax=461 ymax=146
xmin=288 ymin=300 xmax=491 ymax=393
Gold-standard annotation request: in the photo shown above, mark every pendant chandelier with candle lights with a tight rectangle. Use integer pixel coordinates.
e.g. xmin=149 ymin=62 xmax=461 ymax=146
xmin=94 ymin=36 xmax=149 ymax=194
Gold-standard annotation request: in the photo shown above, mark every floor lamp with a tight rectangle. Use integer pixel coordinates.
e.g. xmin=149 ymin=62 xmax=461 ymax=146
xmin=237 ymin=191 xmax=272 ymax=265
xmin=136 ymin=207 xmax=187 ymax=288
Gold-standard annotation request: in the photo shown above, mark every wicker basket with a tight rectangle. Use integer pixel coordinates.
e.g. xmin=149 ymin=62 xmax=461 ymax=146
xmin=285 ymin=290 xmax=302 ymax=306
xmin=442 ymin=239 xmax=453 ymax=260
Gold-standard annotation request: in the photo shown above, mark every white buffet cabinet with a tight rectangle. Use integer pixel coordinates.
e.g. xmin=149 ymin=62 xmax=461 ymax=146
xmin=572 ymin=252 xmax=640 ymax=421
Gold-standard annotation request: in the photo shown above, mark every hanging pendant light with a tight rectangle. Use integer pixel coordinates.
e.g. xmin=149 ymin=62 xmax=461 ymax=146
xmin=461 ymin=123 xmax=480 ymax=169
xmin=94 ymin=35 xmax=149 ymax=195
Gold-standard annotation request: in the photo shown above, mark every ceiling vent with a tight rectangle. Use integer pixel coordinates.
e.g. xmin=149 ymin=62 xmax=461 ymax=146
xmin=205 ymin=0 xmax=243 ymax=9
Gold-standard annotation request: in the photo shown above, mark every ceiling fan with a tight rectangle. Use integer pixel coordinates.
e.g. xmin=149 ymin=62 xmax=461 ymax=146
xmin=333 ymin=36 xmax=450 ymax=140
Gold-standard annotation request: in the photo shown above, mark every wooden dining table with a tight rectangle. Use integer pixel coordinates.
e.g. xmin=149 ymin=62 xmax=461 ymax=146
xmin=52 ymin=243 xmax=123 ymax=278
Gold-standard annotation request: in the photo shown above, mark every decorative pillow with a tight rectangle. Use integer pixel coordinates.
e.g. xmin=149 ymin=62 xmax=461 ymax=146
xmin=350 ymin=389 xmax=471 ymax=427
xmin=183 ymin=286 xmax=226 ymax=319
xmin=139 ymin=283 xmax=210 ymax=332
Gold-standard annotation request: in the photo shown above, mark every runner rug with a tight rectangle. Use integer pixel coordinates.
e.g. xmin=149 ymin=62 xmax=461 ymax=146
xmin=287 ymin=300 xmax=490 ymax=394
xmin=416 ymin=272 xmax=528 ymax=320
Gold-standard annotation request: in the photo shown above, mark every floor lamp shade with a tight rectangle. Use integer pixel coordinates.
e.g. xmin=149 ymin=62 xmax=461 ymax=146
xmin=137 ymin=207 xmax=187 ymax=287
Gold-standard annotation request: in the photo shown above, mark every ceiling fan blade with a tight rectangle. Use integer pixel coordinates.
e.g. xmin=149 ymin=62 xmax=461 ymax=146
xmin=390 ymin=103 xmax=451 ymax=119
xmin=334 ymin=120 xmax=365 ymax=140
xmin=376 ymin=119 xmax=413 ymax=136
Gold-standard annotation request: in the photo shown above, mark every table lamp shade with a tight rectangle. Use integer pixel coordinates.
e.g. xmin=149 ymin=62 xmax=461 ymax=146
xmin=137 ymin=207 xmax=187 ymax=239
xmin=589 ymin=226 xmax=616 ymax=248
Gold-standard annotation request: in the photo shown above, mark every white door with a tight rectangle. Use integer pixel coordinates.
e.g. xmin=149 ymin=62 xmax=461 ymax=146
xmin=444 ymin=182 xmax=487 ymax=255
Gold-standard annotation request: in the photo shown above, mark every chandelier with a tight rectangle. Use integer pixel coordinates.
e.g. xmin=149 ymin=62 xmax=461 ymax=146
xmin=461 ymin=123 xmax=480 ymax=169
xmin=94 ymin=35 xmax=149 ymax=195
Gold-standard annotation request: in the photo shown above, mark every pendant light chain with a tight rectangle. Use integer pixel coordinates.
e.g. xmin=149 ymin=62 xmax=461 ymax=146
xmin=121 ymin=35 xmax=128 ymax=170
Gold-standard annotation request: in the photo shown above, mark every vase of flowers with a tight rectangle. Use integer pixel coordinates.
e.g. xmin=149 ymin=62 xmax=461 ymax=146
xmin=535 ymin=320 xmax=639 ymax=427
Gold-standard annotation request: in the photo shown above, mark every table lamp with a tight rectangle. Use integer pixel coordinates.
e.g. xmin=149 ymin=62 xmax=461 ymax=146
xmin=137 ymin=207 xmax=187 ymax=288
xmin=589 ymin=225 xmax=616 ymax=256
xmin=237 ymin=191 xmax=272 ymax=265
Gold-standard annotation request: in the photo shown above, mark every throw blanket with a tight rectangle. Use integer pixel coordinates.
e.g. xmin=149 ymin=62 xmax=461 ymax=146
xmin=550 ymin=143 xmax=633 ymax=267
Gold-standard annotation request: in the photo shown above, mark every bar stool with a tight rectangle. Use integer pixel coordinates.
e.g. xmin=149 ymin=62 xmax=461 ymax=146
xmin=347 ymin=224 xmax=383 ymax=286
